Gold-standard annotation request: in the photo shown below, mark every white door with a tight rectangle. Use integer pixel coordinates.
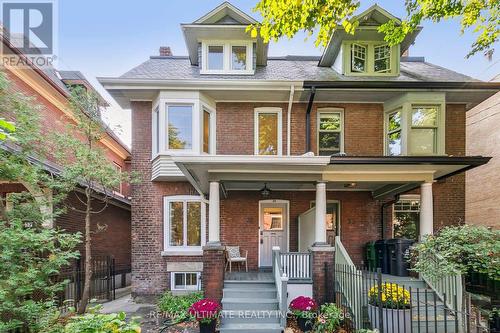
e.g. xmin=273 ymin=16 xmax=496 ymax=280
xmin=259 ymin=201 xmax=288 ymax=267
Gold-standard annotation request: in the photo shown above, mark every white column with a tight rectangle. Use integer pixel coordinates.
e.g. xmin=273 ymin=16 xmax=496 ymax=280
xmin=314 ymin=181 xmax=327 ymax=245
xmin=208 ymin=181 xmax=220 ymax=245
xmin=419 ymin=182 xmax=434 ymax=240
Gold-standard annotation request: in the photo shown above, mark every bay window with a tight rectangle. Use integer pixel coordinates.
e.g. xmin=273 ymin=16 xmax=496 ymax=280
xmin=203 ymin=109 xmax=211 ymax=154
xmin=387 ymin=109 xmax=402 ymax=156
xmin=254 ymin=108 xmax=282 ymax=155
xmin=317 ymin=109 xmax=344 ymax=156
xmin=166 ymin=105 xmax=193 ymax=150
xmin=410 ymin=106 xmax=438 ymax=155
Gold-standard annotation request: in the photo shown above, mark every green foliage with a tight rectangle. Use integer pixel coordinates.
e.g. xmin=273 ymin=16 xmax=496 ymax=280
xmin=251 ymin=0 xmax=498 ymax=57
xmin=0 ymin=118 xmax=15 ymax=141
xmin=62 ymin=305 xmax=141 ymax=333
xmin=157 ymin=291 xmax=203 ymax=324
xmin=314 ymin=303 xmax=343 ymax=332
xmin=413 ymin=225 xmax=500 ymax=280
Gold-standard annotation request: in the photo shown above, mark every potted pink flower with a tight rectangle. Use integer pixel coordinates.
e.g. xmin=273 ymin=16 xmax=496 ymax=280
xmin=188 ymin=299 xmax=221 ymax=333
xmin=289 ymin=296 xmax=318 ymax=332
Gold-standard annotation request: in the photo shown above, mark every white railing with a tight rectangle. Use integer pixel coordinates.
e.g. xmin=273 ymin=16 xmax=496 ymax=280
xmin=272 ymin=247 xmax=288 ymax=329
xmin=420 ymin=251 xmax=463 ymax=313
xmin=334 ymin=236 xmax=364 ymax=329
xmin=280 ymin=252 xmax=312 ymax=281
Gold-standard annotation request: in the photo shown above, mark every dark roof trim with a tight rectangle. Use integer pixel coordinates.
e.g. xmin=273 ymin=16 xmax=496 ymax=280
xmin=330 ymin=155 xmax=491 ymax=166
xmin=304 ymin=81 xmax=500 ymax=90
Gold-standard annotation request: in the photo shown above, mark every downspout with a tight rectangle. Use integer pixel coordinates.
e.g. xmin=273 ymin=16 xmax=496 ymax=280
xmin=305 ymin=86 xmax=316 ymax=154
xmin=286 ymin=85 xmax=295 ymax=156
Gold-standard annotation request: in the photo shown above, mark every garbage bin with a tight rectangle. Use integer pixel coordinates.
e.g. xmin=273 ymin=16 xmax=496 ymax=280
xmin=387 ymin=238 xmax=414 ymax=277
xmin=365 ymin=241 xmax=377 ymax=271
xmin=374 ymin=239 xmax=390 ymax=274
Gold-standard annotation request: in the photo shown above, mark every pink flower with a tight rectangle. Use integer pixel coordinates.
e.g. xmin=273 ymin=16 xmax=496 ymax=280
xmin=188 ymin=299 xmax=221 ymax=322
xmin=289 ymin=296 xmax=318 ymax=312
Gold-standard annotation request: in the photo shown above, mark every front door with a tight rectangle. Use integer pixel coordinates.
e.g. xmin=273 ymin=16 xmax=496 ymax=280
xmin=259 ymin=200 xmax=288 ymax=267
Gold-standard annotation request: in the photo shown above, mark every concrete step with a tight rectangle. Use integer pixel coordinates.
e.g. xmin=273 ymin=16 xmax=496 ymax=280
xmin=411 ymin=320 xmax=458 ymax=333
xmin=224 ymin=280 xmax=275 ymax=289
xmin=223 ymin=288 xmax=276 ymax=299
xmin=222 ymin=298 xmax=279 ymax=311
xmin=221 ymin=310 xmax=281 ymax=324
xmin=219 ymin=323 xmax=282 ymax=333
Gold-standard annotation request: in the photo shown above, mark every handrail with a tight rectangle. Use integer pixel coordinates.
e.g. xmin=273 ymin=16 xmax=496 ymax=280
xmin=272 ymin=247 xmax=288 ymax=329
xmin=280 ymin=252 xmax=312 ymax=281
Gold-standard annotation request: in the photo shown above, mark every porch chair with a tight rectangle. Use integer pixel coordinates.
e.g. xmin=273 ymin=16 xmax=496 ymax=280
xmin=225 ymin=246 xmax=248 ymax=272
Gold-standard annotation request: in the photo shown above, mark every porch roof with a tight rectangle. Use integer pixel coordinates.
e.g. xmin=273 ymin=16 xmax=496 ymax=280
xmin=172 ymin=155 xmax=490 ymax=198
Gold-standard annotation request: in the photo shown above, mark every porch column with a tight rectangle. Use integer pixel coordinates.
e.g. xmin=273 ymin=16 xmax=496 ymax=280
xmin=419 ymin=181 xmax=434 ymax=240
xmin=314 ymin=181 xmax=327 ymax=246
xmin=208 ymin=181 xmax=220 ymax=245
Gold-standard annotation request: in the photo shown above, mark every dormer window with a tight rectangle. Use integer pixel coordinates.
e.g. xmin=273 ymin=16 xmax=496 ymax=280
xmin=344 ymin=41 xmax=399 ymax=76
xmin=201 ymin=41 xmax=253 ymax=74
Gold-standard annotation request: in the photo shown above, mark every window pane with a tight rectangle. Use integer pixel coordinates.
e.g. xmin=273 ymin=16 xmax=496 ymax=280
xmin=318 ymin=132 xmax=340 ymax=155
xmin=412 ymin=106 xmax=437 ymax=126
xmin=203 ymin=110 xmax=210 ymax=154
xmin=411 ymin=128 xmax=436 ymax=154
xmin=167 ymin=105 xmax=192 ymax=150
xmin=231 ymin=46 xmax=247 ymax=70
xmin=388 ymin=111 xmax=401 ymax=131
xmin=187 ymin=202 xmax=201 ymax=246
xmin=351 ymin=44 xmax=366 ymax=72
xmin=263 ymin=207 xmax=283 ymax=230
xmin=208 ymin=45 xmax=224 ymax=70
xmin=169 ymin=202 xmax=184 ymax=246
xmin=174 ymin=273 xmax=185 ymax=289
xmin=154 ymin=107 xmax=159 ymax=154
xmin=186 ymin=273 xmax=197 ymax=287
xmin=319 ymin=113 xmax=341 ymax=131
xmin=258 ymin=113 xmax=279 ymax=155
xmin=374 ymin=45 xmax=391 ymax=73
xmin=388 ymin=131 xmax=401 ymax=156
xmin=326 ymin=203 xmax=338 ymax=230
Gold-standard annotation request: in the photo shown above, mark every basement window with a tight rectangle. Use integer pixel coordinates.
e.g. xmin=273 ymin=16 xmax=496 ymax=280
xmin=171 ymin=272 xmax=201 ymax=291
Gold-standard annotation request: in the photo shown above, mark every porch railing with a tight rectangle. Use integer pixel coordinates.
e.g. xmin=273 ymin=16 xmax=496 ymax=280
xmin=272 ymin=247 xmax=289 ymax=329
xmin=420 ymin=250 xmax=463 ymax=313
xmin=280 ymin=252 xmax=312 ymax=281
xmin=334 ymin=236 xmax=364 ymax=329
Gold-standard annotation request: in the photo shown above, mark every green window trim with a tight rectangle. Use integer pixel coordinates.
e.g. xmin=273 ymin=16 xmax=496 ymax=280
xmin=343 ymin=41 xmax=400 ymax=76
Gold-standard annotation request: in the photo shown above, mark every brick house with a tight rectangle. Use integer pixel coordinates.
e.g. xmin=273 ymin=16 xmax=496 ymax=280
xmin=0 ymin=35 xmax=132 ymax=281
xmin=99 ymin=3 xmax=498 ymax=331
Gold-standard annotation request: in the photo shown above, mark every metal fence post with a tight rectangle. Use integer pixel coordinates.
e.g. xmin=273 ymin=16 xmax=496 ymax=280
xmin=377 ymin=268 xmax=384 ymax=333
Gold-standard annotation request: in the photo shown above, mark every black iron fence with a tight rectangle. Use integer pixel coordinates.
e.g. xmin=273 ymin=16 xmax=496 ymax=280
xmin=332 ymin=264 xmax=494 ymax=333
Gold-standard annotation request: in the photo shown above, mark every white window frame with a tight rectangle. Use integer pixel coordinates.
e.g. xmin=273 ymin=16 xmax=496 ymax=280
xmin=165 ymin=103 xmax=195 ymax=152
xmin=201 ymin=104 xmax=216 ymax=155
xmin=254 ymin=107 xmax=283 ymax=156
xmin=317 ymin=108 xmax=344 ymax=156
xmin=201 ymin=40 xmax=254 ymax=75
xmin=152 ymin=106 xmax=160 ymax=155
xmin=170 ymin=272 xmax=201 ymax=291
xmin=163 ymin=195 xmax=206 ymax=254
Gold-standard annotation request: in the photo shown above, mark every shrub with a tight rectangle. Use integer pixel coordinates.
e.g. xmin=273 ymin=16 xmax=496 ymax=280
xmin=368 ymin=283 xmax=410 ymax=309
xmin=314 ymin=303 xmax=343 ymax=332
xmin=157 ymin=291 xmax=203 ymax=324
xmin=188 ymin=299 xmax=221 ymax=324
xmin=63 ymin=305 xmax=141 ymax=333
xmin=289 ymin=296 xmax=318 ymax=319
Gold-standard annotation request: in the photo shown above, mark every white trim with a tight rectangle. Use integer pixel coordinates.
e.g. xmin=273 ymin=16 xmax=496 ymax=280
xmin=317 ymin=108 xmax=344 ymax=155
xmin=163 ymin=195 xmax=206 ymax=253
xmin=258 ymin=199 xmax=290 ymax=267
xmin=254 ymin=107 xmax=283 ymax=156
xmin=170 ymin=272 xmax=202 ymax=291
xmin=201 ymin=103 xmax=216 ymax=155
xmin=200 ymin=40 xmax=254 ymax=75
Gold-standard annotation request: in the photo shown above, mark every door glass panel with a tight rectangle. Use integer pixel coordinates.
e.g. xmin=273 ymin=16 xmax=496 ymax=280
xmin=258 ymin=113 xmax=279 ymax=155
xmin=169 ymin=202 xmax=184 ymax=246
xmin=167 ymin=105 xmax=192 ymax=150
xmin=187 ymin=202 xmax=201 ymax=246
xmin=263 ymin=207 xmax=283 ymax=230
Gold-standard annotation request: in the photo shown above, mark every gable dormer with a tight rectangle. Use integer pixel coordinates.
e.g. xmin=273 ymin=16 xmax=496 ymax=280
xmin=319 ymin=5 xmax=421 ymax=77
xmin=181 ymin=2 xmax=268 ymax=75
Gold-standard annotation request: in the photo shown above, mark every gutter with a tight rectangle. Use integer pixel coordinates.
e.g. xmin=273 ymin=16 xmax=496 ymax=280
xmin=305 ymin=87 xmax=316 ymax=153
xmin=329 ymin=155 xmax=491 ymax=166
xmin=303 ymin=81 xmax=500 ymax=90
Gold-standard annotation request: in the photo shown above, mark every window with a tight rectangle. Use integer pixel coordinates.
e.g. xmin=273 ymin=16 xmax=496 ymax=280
xmin=207 ymin=45 xmax=224 ymax=70
xmin=351 ymin=43 xmax=367 ymax=73
xmin=203 ymin=109 xmax=211 ymax=154
xmin=393 ymin=195 xmax=420 ymax=240
xmin=410 ymin=106 xmax=438 ymax=155
xmin=112 ymin=162 xmax=123 ymax=194
xmin=318 ymin=111 xmax=343 ymax=156
xmin=153 ymin=106 xmax=160 ymax=154
xmin=263 ymin=207 xmax=283 ymax=230
xmin=171 ymin=272 xmax=201 ymax=291
xmin=164 ymin=196 xmax=205 ymax=250
xmin=231 ymin=45 xmax=247 ymax=70
xmin=166 ymin=105 xmax=193 ymax=150
xmin=387 ymin=109 xmax=402 ymax=156
xmin=255 ymin=108 xmax=282 ymax=155
xmin=310 ymin=201 xmax=340 ymax=235
xmin=374 ymin=44 xmax=391 ymax=73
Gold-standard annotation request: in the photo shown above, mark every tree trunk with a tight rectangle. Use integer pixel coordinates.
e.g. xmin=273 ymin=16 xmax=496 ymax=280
xmin=77 ymin=189 xmax=92 ymax=314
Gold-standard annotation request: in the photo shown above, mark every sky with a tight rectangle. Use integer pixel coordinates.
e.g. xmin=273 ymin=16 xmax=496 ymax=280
xmin=54 ymin=0 xmax=500 ymax=147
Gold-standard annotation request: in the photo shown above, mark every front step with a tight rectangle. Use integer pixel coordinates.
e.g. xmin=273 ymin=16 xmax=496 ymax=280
xmin=219 ymin=323 xmax=282 ymax=333
xmin=221 ymin=310 xmax=281 ymax=324
xmin=222 ymin=298 xmax=279 ymax=311
xmin=223 ymin=288 xmax=277 ymax=299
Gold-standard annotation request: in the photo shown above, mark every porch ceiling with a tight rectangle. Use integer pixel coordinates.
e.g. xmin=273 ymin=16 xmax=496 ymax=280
xmin=172 ymin=155 xmax=489 ymax=198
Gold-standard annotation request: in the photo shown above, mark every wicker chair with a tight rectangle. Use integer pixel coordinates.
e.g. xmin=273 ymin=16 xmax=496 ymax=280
xmin=225 ymin=246 xmax=248 ymax=272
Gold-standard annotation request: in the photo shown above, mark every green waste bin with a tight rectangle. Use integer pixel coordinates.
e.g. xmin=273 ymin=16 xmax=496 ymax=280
xmin=365 ymin=241 xmax=377 ymax=271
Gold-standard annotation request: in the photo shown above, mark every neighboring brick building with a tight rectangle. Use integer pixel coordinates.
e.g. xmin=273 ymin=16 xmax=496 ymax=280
xmin=0 ymin=35 xmax=132 ymax=275
xmin=99 ymin=4 xmax=498 ymax=331
xmin=466 ymin=75 xmax=500 ymax=229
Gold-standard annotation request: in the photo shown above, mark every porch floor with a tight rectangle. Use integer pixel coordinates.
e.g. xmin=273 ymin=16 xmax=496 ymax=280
xmin=224 ymin=271 xmax=273 ymax=281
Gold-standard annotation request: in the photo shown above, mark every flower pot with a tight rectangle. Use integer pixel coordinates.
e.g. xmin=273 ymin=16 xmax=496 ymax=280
xmin=297 ymin=316 xmax=314 ymax=332
xmin=368 ymin=304 xmax=411 ymax=333
xmin=199 ymin=319 xmax=217 ymax=333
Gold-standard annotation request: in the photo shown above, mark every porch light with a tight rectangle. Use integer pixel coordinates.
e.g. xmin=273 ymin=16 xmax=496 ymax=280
xmin=344 ymin=182 xmax=357 ymax=188
xmin=260 ymin=183 xmax=271 ymax=198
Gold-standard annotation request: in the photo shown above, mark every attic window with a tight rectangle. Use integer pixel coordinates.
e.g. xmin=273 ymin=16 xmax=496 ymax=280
xmin=351 ymin=44 xmax=367 ymax=72
xmin=374 ymin=44 xmax=391 ymax=73
xmin=344 ymin=41 xmax=399 ymax=76
xmin=201 ymin=41 xmax=253 ymax=74
xmin=208 ymin=46 xmax=224 ymax=70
